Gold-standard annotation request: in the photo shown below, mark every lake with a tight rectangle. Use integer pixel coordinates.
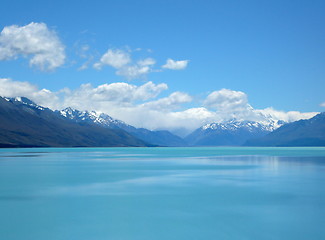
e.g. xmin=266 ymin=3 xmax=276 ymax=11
xmin=0 ymin=147 xmax=325 ymax=240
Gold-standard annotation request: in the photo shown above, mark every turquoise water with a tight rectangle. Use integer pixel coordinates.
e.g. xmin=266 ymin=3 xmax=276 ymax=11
xmin=0 ymin=147 xmax=325 ymax=240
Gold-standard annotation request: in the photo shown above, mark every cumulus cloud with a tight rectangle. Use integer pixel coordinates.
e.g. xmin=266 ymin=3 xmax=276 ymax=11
xmin=60 ymin=81 xmax=168 ymax=110
xmin=0 ymin=22 xmax=65 ymax=71
xmin=320 ymin=102 xmax=325 ymax=107
xmin=0 ymin=78 xmax=318 ymax=135
xmin=203 ymin=88 xmax=318 ymax=123
xmin=116 ymin=65 xmax=151 ymax=80
xmin=203 ymin=89 xmax=258 ymax=121
xmin=94 ymin=48 xmax=190 ymax=79
xmin=162 ymin=58 xmax=188 ymax=70
xmin=93 ymin=49 xmax=131 ymax=70
xmin=204 ymin=89 xmax=249 ymax=112
xmin=116 ymin=58 xmax=157 ymax=79
xmin=0 ymin=78 xmax=37 ymax=97
xmin=0 ymin=78 xmax=60 ymax=108
xmin=94 ymin=49 xmax=158 ymax=79
xmin=141 ymin=92 xmax=192 ymax=112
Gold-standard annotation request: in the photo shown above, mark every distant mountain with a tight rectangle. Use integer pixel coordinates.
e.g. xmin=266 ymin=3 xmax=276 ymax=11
xmin=59 ymin=107 xmax=128 ymax=129
xmin=59 ymin=108 xmax=187 ymax=147
xmin=0 ymin=97 xmax=148 ymax=147
xmin=185 ymin=119 xmax=284 ymax=146
xmin=2 ymin=96 xmax=322 ymax=148
xmin=245 ymin=112 xmax=325 ymax=146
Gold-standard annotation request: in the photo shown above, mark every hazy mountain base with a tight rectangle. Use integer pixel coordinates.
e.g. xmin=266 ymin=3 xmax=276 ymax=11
xmin=245 ymin=112 xmax=325 ymax=146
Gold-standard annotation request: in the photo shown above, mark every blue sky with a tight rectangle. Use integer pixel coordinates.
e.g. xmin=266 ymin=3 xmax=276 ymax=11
xmin=0 ymin=0 xmax=324 ymax=132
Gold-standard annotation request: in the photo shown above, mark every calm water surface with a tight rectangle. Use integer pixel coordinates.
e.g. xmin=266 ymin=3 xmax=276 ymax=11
xmin=0 ymin=147 xmax=325 ymax=240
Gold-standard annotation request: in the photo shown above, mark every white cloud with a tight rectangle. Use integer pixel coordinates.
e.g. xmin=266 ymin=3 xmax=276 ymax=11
xmin=94 ymin=49 xmax=189 ymax=79
xmin=111 ymin=108 xmax=211 ymax=133
xmin=133 ymin=81 xmax=168 ymax=101
xmin=116 ymin=58 xmax=156 ymax=79
xmin=320 ymin=102 xmax=325 ymax=107
xmin=204 ymin=88 xmax=249 ymax=112
xmin=59 ymin=81 xmax=168 ymax=110
xmin=0 ymin=78 xmax=37 ymax=97
xmin=202 ymin=88 xmax=319 ymax=123
xmin=0 ymin=22 xmax=65 ymax=71
xmin=0 ymin=78 xmax=59 ymax=108
xmin=94 ymin=49 xmax=157 ymax=79
xmin=78 ymin=61 xmax=90 ymax=71
xmin=116 ymin=65 xmax=151 ymax=80
xmin=203 ymin=88 xmax=260 ymax=122
xmin=256 ymin=108 xmax=318 ymax=123
xmin=162 ymin=58 xmax=189 ymax=70
xmin=93 ymin=49 xmax=131 ymax=70
xmin=141 ymin=92 xmax=192 ymax=111
xmin=137 ymin=58 xmax=156 ymax=66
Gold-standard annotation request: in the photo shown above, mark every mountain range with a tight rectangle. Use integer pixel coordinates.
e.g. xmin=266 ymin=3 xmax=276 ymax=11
xmin=185 ymin=120 xmax=284 ymax=146
xmin=245 ymin=112 xmax=325 ymax=146
xmin=0 ymin=97 xmax=148 ymax=147
xmin=0 ymin=96 xmax=324 ymax=147
xmin=58 ymin=107 xmax=186 ymax=147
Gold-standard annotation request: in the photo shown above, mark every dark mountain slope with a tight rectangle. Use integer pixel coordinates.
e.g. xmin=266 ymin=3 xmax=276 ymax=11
xmin=0 ymin=97 xmax=148 ymax=147
xmin=245 ymin=112 xmax=325 ymax=146
xmin=58 ymin=108 xmax=187 ymax=147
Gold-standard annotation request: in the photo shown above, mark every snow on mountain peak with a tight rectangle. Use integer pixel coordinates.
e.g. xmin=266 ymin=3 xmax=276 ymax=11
xmin=201 ymin=118 xmax=285 ymax=132
xmin=6 ymin=97 xmax=46 ymax=110
xmin=59 ymin=107 xmax=129 ymax=128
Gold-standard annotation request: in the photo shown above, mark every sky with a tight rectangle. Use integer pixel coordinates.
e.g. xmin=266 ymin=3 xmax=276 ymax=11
xmin=0 ymin=0 xmax=324 ymax=134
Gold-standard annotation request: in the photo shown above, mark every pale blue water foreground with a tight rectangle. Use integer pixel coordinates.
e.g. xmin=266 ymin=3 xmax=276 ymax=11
xmin=1 ymin=147 xmax=325 ymax=240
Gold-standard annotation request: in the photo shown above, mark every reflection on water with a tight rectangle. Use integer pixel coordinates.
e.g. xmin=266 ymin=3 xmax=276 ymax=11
xmin=0 ymin=147 xmax=325 ymax=240
xmin=0 ymin=154 xmax=43 ymax=158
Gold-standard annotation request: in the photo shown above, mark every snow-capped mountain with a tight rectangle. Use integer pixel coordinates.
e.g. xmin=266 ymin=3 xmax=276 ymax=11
xmin=1 ymin=98 xmax=185 ymax=147
xmin=4 ymin=96 xmax=47 ymax=110
xmin=1 ymin=96 xmax=323 ymax=147
xmin=59 ymin=107 xmax=129 ymax=129
xmin=185 ymin=119 xmax=286 ymax=146
xmin=58 ymin=107 xmax=187 ymax=147
xmin=245 ymin=112 xmax=325 ymax=146
xmin=0 ymin=96 xmax=148 ymax=147
xmin=202 ymin=119 xmax=285 ymax=132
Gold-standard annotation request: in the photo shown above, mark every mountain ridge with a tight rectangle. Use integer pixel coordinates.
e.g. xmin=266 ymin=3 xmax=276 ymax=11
xmin=58 ymin=107 xmax=187 ymax=147
xmin=0 ymin=97 xmax=149 ymax=147
xmin=245 ymin=112 xmax=325 ymax=146
xmin=185 ymin=119 xmax=284 ymax=146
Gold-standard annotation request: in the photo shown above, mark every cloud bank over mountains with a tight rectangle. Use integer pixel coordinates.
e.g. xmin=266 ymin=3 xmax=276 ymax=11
xmin=0 ymin=78 xmax=317 ymax=134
